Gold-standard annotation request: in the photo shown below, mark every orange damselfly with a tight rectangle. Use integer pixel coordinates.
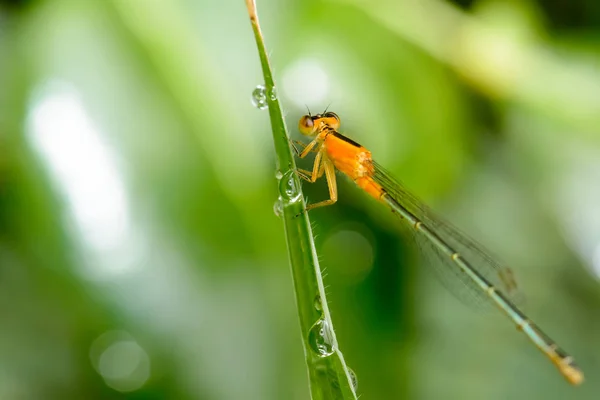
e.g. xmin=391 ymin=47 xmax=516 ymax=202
xmin=292 ymin=111 xmax=583 ymax=385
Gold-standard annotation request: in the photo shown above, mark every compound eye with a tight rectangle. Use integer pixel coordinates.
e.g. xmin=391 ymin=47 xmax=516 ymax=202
xmin=298 ymin=115 xmax=316 ymax=135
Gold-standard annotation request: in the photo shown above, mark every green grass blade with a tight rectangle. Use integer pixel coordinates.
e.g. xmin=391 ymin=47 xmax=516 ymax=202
xmin=245 ymin=1 xmax=358 ymax=398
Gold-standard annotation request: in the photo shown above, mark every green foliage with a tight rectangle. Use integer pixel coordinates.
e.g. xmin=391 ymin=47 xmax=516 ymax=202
xmin=1 ymin=0 xmax=599 ymax=399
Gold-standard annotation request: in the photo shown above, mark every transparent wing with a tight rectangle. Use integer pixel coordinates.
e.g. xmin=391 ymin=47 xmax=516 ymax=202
xmin=371 ymin=161 xmax=523 ymax=307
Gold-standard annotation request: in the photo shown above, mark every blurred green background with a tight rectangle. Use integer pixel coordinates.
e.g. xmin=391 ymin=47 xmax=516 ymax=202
xmin=1 ymin=0 xmax=600 ymax=398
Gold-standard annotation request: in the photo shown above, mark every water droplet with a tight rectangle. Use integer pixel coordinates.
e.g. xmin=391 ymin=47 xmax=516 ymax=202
xmin=275 ymin=169 xmax=283 ymax=180
xmin=273 ymin=197 xmax=283 ymax=218
xmin=348 ymin=367 xmax=358 ymax=392
xmin=314 ymin=295 xmax=322 ymax=311
xmin=268 ymin=86 xmax=278 ymax=101
xmin=251 ymin=85 xmax=268 ymax=110
xmin=308 ymin=318 xmax=335 ymax=357
xmin=279 ymin=170 xmax=301 ymax=203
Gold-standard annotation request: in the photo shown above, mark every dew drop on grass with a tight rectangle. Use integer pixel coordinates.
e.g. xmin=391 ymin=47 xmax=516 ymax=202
xmin=314 ymin=294 xmax=322 ymax=311
xmin=273 ymin=197 xmax=283 ymax=218
xmin=279 ymin=170 xmax=301 ymax=203
xmin=275 ymin=169 xmax=283 ymax=180
xmin=251 ymin=85 xmax=268 ymax=110
xmin=348 ymin=367 xmax=358 ymax=392
xmin=308 ymin=318 xmax=335 ymax=357
xmin=268 ymin=86 xmax=278 ymax=101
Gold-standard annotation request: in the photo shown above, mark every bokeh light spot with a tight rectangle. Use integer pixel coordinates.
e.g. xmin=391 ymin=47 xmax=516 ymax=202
xmin=25 ymin=80 xmax=136 ymax=280
xmin=90 ymin=331 xmax=150 ymax=393
xmin=282 ymin=58 xmax=330 ymax=108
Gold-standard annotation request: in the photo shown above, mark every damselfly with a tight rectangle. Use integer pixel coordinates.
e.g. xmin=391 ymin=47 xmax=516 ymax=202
xmin=293 ymin=111 xmax=583 ymax=385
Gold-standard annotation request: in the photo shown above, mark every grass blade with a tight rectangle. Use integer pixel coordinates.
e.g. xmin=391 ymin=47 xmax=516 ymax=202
xmin=245 ymin=1 xmax=358 ymax=398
